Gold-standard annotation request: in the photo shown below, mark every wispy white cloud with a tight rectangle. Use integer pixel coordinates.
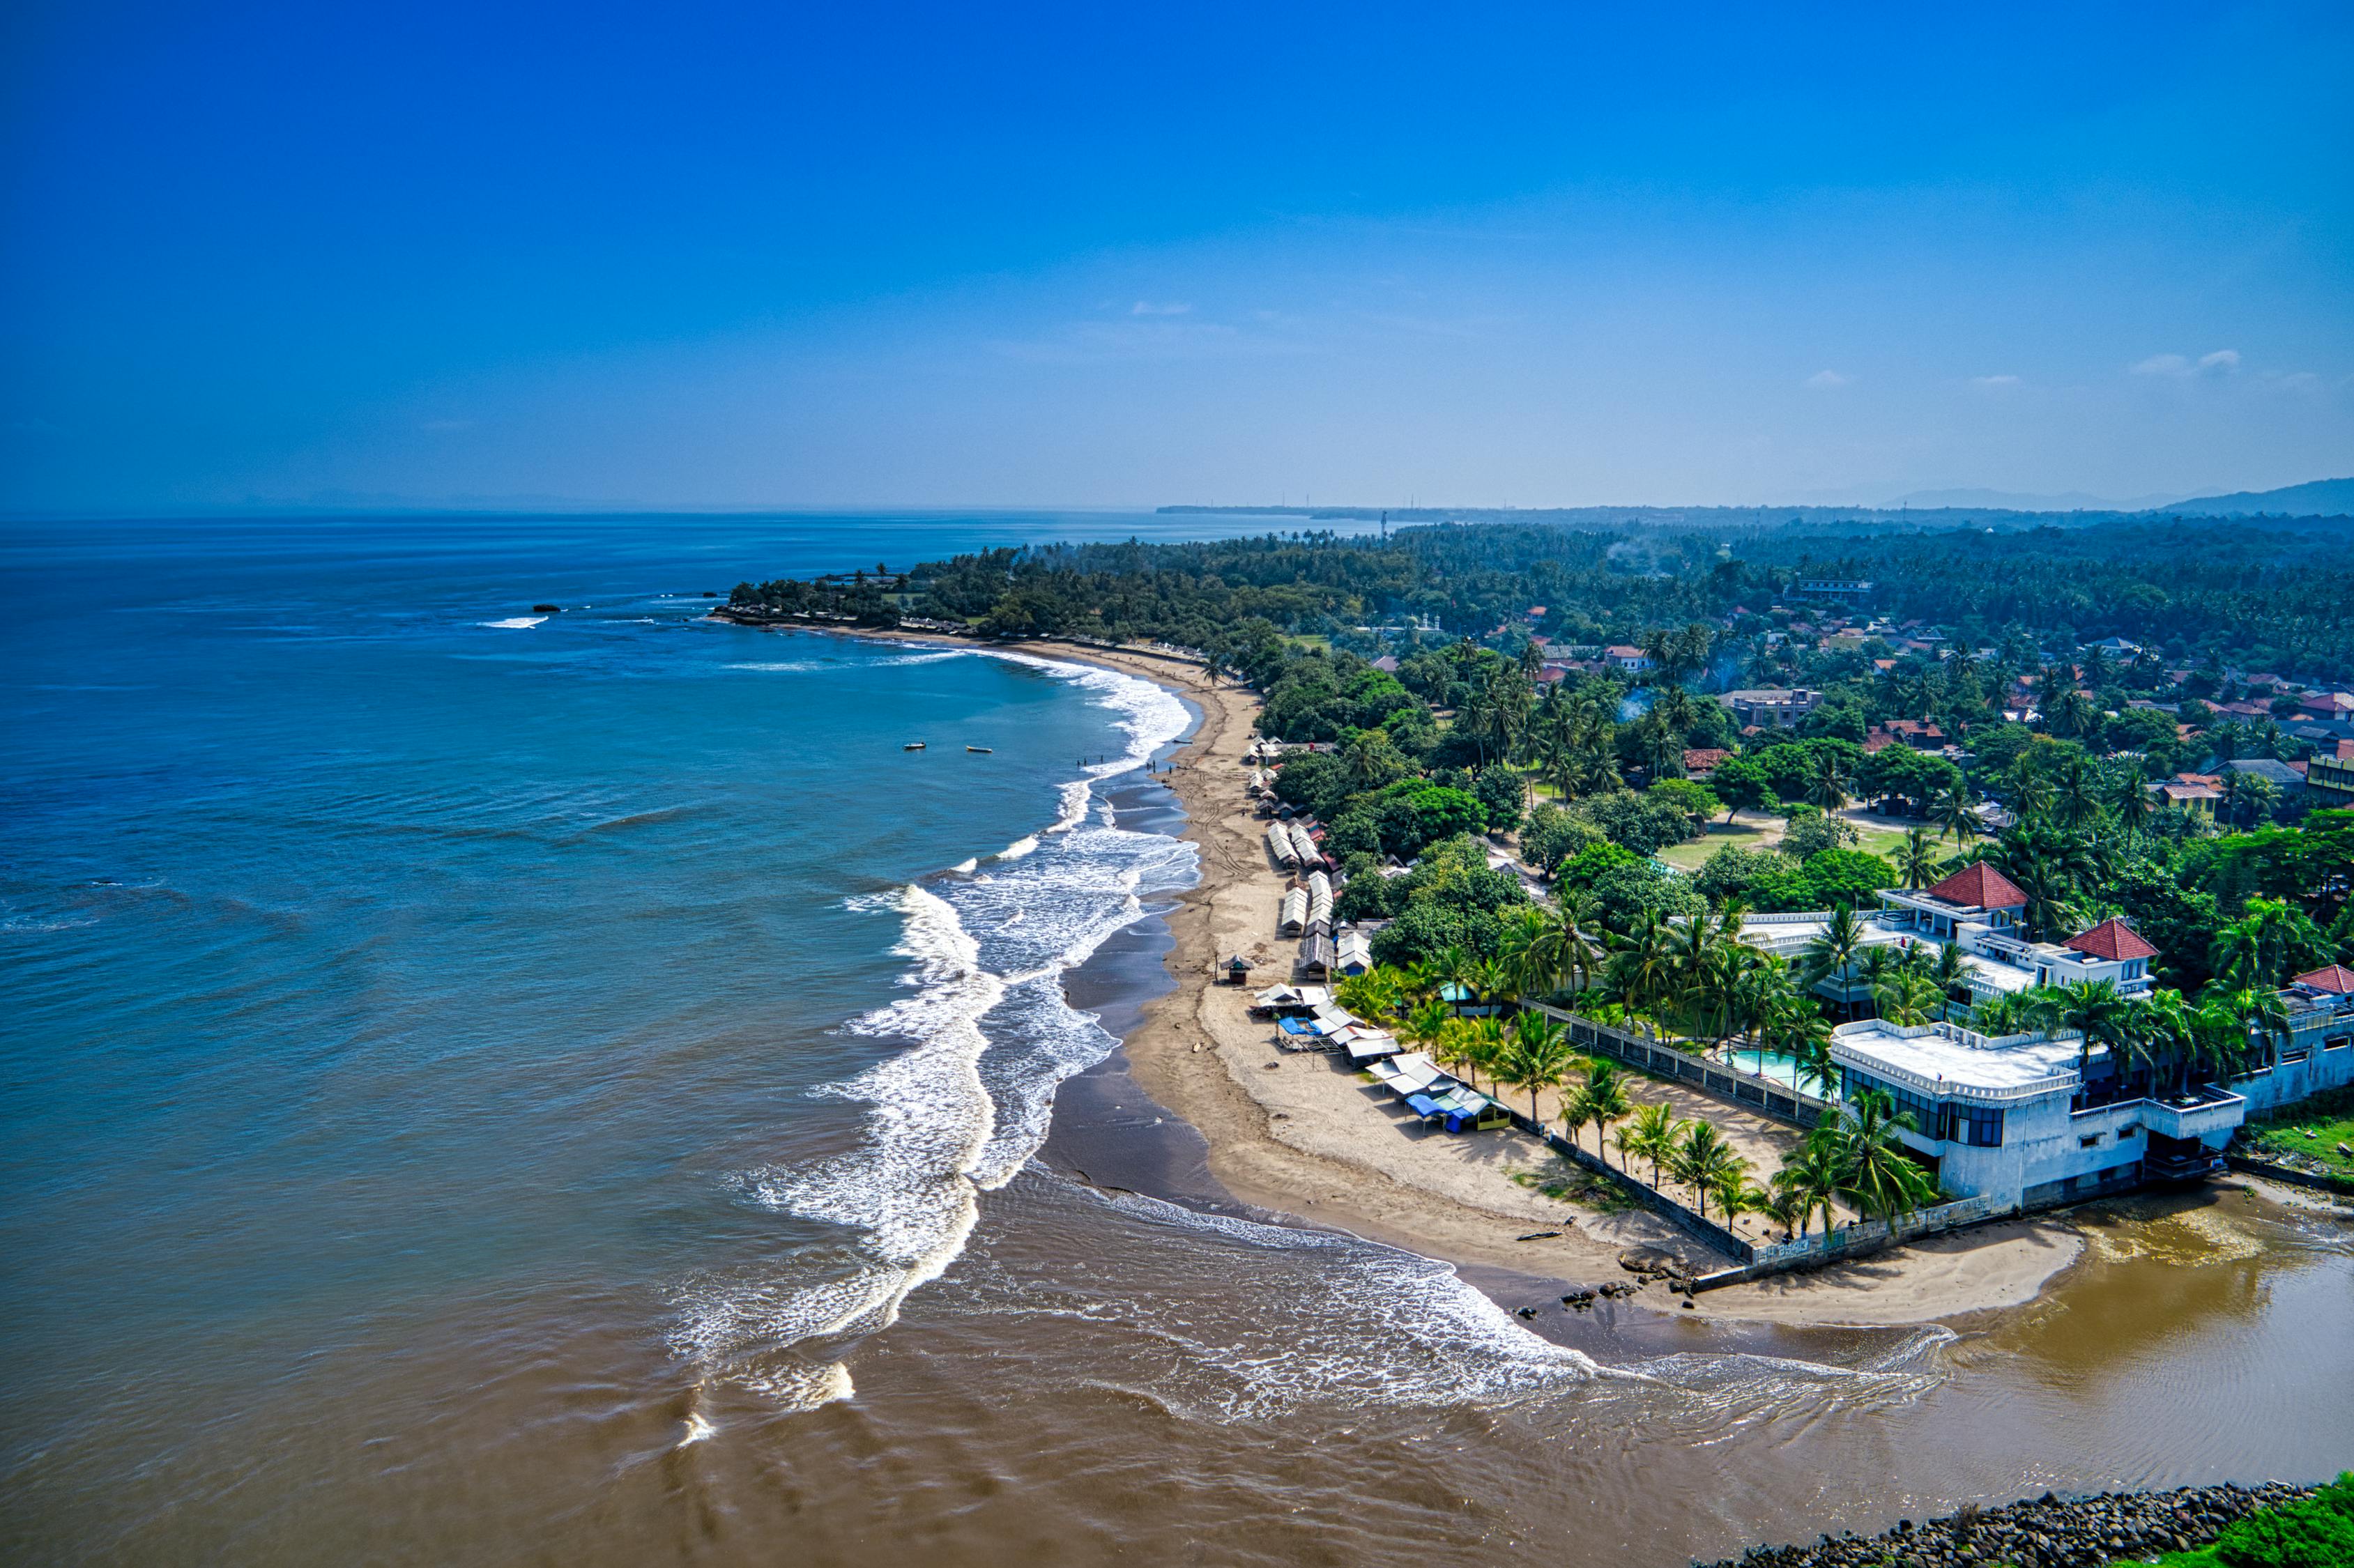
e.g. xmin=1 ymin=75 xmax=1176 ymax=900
xmin=1804 ymin=369 xmax=1849 ymax=390
xmin=2132 ymin=348 xmax=2239 ymax=378
xmin=1969 ymin=374 xmax=2021 ymax=390
xmin=1129 ymin=300 xmax=1192 ymax=316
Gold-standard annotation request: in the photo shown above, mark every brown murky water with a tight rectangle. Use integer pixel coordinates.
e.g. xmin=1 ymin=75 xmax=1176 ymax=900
xmin=8 ymin=1158 xmax=2347 ymax=1567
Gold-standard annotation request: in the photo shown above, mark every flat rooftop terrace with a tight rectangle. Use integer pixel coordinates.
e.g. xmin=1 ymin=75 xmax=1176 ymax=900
xmin=1832 ymin=1021 xmax=2088 ymax=1098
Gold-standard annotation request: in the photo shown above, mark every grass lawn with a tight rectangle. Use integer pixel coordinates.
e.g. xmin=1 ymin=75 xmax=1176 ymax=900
xmin=1850 ymin=824 xmax=1911 ymax=859
xmin=2247 ymin=1112 xmax=2354 ymax=1178
xmin=1658 ymin=817 xmax=1780 ymax=870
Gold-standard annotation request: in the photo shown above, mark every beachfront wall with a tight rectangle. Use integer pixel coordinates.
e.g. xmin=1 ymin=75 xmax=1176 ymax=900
xmin=1693 ymin=1194 xmax=2005 ymax=1291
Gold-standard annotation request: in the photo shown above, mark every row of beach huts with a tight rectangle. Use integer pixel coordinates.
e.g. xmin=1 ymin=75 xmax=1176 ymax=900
xmin=1247 ymin=985 xmax=1512 ymax=1133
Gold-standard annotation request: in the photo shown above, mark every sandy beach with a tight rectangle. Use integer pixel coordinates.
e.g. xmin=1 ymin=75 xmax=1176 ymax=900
xmin=741 ymin=616 xmax=2091 ymax=1327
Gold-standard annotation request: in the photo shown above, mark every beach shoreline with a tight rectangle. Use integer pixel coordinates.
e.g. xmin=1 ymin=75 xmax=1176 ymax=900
xmin=721 ymin=615 xmax=2091 ymax=1328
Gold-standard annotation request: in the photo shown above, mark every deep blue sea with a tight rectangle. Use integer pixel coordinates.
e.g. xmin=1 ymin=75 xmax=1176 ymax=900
xmin=6 ymin=514 xmax=2348 ymax=1568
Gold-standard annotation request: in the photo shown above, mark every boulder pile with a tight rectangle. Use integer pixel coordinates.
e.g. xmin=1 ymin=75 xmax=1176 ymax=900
xmin=1701 ymin=1481 xmax=2316 ymax=1568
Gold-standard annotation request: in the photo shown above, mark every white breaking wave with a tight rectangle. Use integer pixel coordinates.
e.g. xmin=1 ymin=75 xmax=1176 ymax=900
xmin=670 ymin=650 xmax=1197 ymax=1413
xmin=928 ymin=1172 xmax=1955 ymax=1426
xmin=480 ymin=616 xmax=547 ymax=629
xmin=724 ymin=650 xmax=965 ymax=675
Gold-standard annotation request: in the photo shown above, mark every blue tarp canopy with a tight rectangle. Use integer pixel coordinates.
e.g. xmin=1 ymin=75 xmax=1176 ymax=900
xmin=1403 ymin=1093 xmax=1445 ymax=1119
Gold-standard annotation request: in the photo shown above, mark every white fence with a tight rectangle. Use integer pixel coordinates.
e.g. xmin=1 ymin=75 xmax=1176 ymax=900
xmin=1527 ymin=1004 xmax=1838 ymax=1128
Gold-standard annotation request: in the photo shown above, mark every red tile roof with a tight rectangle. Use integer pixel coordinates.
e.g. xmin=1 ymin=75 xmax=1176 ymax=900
xmin=1924 ymin=861 xmax=2028 ymax=909
xmin=2293 ymin=964 xmax=2354 ymax=994
xmin=2063 ymin=918 xmax=2159 ymax=963
xmin=1682 ymin=748 xmax=1733 ymax=774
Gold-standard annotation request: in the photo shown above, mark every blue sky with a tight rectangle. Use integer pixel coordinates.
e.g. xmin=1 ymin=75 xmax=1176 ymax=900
xmin=3 ymin=1 xmax=2350 ymax=512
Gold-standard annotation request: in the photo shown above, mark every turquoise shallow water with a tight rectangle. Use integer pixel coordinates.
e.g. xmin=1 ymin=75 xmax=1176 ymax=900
xmin=0 ymin=513 xmax=1209 ymax=1519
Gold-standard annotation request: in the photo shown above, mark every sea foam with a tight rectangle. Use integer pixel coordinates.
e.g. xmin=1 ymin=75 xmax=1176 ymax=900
xmin=671 ymin=652 xmax=1195 ymax=1411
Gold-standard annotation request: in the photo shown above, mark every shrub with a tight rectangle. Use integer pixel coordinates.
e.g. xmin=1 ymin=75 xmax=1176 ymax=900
xmin=1781 ymin=810 xmax=1860 ymax=860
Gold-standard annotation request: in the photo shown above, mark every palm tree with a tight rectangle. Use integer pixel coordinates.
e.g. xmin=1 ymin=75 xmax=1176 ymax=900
xmin=1771 ymin=1134 xmax=1847 ymax=1237
xmin=1930 ymin=784 xmax=1980 ymax=844
xmin=1855 ymin=944 xmax=1900 ymax=1016
xmin=2210 ymin=896 xmax=2300 ymax=991
xmin=1829 ymin=1089 xmax=1939 ymax=1220
xmin=1713 ymin=1174 xmax=1771 ymax=1236
xmin=1466 ymin=1015 xmax=1510 ymax=1093
xmin=1429 ymin=944 xmax=1483 ymax=1012
xmin=1577 ymin=1060 xmax=1633 ymax=1167
xmin=1559 ymin=1087 xmax=1594 ymax=1155
xmin=2234 ymin=772 xmax=2279 ymax=827
xmin=1610 ymin=1119 xmax=1651 ymax=1174
xmin=2111 ymin=769 xmax=2152 ymax=843
xmin=1501 ymin=1010 xmax=1581 ymax=1125
xmin=1333 ymin=966 xmax=1406 ymax=1023
xmin=1430 ymin=1018 xmax=1481 ymax=1094
xmin=2209 ymin=983 xmax=2293 ymax=1072
xmin=1623 ymin=1101 xmax=1685 ymax=1187
xmin=1674 ymin=1121 xmax=1750 ymax=1222
xmin=1929 ymin=942 xmax=1971 ymax=1019
xmin=1799 ymin=904 xmax=1867 ymax=998
xmin=2054 ymin=753 xmax=2104 ymax=834
xmin=1403 ymin=997 xmax=1453 ymax=1060
xmin=1894 ymin=827 xmax=1943 ymax=891
xmin=1874 ymin=967 xmax=1946 ymax=1027
xmin=1759 ymin=1184 xmax=1808 ymax=1242
xmin=2027 ymin=978 xmax=2134 ymax=1087
xmin=1761 ymin=995 xmax=1839 ymax=1098
xmin=1606 ymin=909 xmax=1679 ymax=1038
xmin=1499 ymin=898 xmax=1599 ymax=999
xmin=1805 ymin=751 xmax=1852 ymax=813
xmin=2010 ymin=770 xmax=2056 ymax=823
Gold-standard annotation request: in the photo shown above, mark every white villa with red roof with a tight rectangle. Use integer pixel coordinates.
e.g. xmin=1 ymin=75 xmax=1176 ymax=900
xmin=1868 ymin=863 xmax=2158 ymax=1001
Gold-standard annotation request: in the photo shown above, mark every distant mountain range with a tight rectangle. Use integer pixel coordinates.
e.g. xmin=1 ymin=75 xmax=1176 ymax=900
xmin=1883 ymin=486 xmax=2188 ymax=511
xmin=2154 ymin=477 xmax=2354 ymax=517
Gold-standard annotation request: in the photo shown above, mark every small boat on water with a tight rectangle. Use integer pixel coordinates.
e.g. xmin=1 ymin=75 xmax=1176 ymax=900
xmin=904 ymin=741 xmax=926 ymax=751
xmin=966 ymin=745 xmax=993 ymax=753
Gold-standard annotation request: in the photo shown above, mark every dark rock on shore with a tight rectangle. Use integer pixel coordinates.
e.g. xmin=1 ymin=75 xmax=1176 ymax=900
xmin=1699 ymin=1481 xmax=2315 ymax=1568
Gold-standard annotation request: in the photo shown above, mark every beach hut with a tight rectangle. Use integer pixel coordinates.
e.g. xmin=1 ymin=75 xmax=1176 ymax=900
xmin=1286 ymin=822 xmax=1320 ymax=867
xmin=1254 ymin=984 xmax=1333 ymax=1018
xmin=1339 ymin=1029 xmax=1401 ymax=1065
xmin=1298 ymin=931 xmax=1334 ymax=978
xmin=1333 ymin=930 xmax=1373 ymax=976
xmin=1307 ymin=870 xmax=1331 ymax=902
xmin=1432 ymin=1087 xmax=1512 ymax=1132
xmin=1221 ymin=955 xmax=1255 ymax=985
xmin=1380 ymin=1052 xmax=1451 ymax=1098
xmin=1278 ymin=887 xmax=1308 ymax=936
xmin=1266 ymin=824 xmax=1299 ymax=868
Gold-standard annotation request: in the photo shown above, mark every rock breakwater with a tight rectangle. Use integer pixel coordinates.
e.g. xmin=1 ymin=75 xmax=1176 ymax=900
xmin=1704 ymin=1481 xmax=2317 ymax=1568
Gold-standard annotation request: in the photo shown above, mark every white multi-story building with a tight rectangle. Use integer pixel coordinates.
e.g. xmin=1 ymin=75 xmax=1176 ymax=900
xmin=2232 ymin=964 xmax=2354 ymax=1116
xmin=1828 ymin=1018 xmax=2246 ymax=1211
xmin=1733 ymin=863 xmax=2160 ymax=1015
xmin=1875 ymin=864 xmax=2157 ymax=1003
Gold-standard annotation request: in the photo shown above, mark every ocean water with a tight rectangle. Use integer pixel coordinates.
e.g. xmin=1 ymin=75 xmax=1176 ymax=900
xmin=3 ymin=514 xmax=2348 ymax=1567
